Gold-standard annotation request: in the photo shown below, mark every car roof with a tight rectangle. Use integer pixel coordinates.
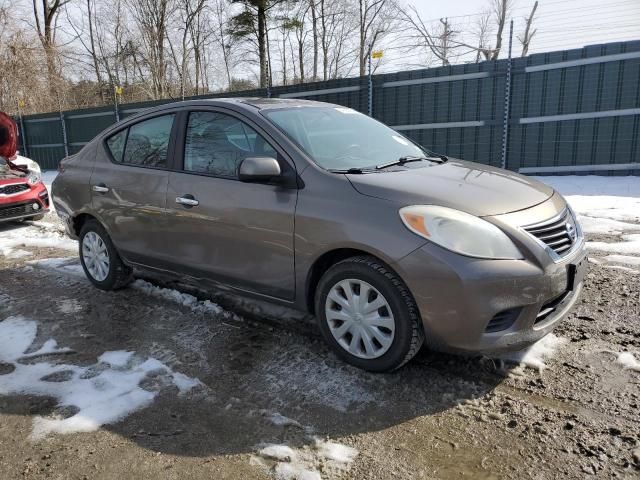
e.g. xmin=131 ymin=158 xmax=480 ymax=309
xmin=136 ymin=97 xmax=333 ymax=114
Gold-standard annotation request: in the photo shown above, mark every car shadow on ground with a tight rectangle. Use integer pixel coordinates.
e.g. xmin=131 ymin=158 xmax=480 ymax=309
xmin=0 ymin=258 xmax=512 ymax=460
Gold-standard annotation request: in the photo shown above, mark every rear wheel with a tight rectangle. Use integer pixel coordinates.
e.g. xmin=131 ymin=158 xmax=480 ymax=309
xmin=79 ymin=220 xmax=132 ymax=290
xmin=315 ymin=256 xmax=424 ymax=372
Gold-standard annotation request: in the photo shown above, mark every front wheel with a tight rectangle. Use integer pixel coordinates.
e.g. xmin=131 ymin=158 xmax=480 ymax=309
xmin=315 ymin=256 xmax=424 ymax=372
xmin=79 ymin=220 xmax=132 ymax=290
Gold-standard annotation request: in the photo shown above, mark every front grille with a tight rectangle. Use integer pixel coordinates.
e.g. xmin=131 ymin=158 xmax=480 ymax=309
xmin=0 ymin=183 xmax=29 ymax=196
xmin=0 ymin=202 xmax=36 ymax=220
xmin=486 ymin=307 xmax=522 ymax=333
xmin=523 ymin=209 xmax=577 ymax=257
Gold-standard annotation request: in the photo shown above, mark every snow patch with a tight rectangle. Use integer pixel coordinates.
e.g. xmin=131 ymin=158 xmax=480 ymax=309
xmin=263 ymin=411 xmax=303 ymax=428
xmin=604 ymin=265 xmax=639 ymax=275
xmin=57 ymin=298 xmax=83 ymax=314
xmin=27 ymin=257 xmax=85 ymax=277
xmin=0 ymin=225 xmax=76 ymax=258
xmin=604 ymin=254 xmax=640 ymax=266
xmin=616 ymin=352 xmax=640 ymax=372
xmin=257 ymin=437 xmax=358 ymax=480
xmin=497 ymin=334 xmax=567 ymax=371
xmin=588 ymin=234 xmax=640 ymax=255
xmin=0 ymin=316 xmax=200 ymax=440
xmin=131 ymin=280 xmax=224 ymax=315
xmin=578 ymin=215 xmax=640 ymax=235
xmin=535 ymin=176 xmax=640 ymax=225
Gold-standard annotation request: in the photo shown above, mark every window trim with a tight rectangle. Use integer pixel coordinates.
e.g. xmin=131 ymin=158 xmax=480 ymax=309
xmin=102 ymin=111 xmax=180 ymax=172
xmin=176 ymin=107 xmax=298 ymax=187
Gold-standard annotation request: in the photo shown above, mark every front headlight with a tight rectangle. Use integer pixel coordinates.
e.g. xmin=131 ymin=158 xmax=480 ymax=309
xmin=399 ymin=205 xmax=523 ymax=260
xmin=27 ymin=172 xmax=41 ymax=185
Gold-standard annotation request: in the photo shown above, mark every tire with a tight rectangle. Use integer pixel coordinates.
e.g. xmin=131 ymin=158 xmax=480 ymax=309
xmin=79 ymin=220 xmax=132 ymax=290
xmin=315 ymin=255 xmax=424 ymax=372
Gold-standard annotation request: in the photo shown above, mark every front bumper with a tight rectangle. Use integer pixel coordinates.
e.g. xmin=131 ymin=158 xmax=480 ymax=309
xmin=395 ymin=230 xmax=587 ymax=354
xmin=0 ymin=182 xmax=50 ymax=222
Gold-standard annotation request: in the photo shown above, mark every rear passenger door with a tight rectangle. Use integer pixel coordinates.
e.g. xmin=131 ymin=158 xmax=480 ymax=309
xmin=91 ymin=113 xmax=177 ymax=265
xmin=163 ymin=109 xmax=298 ymax=300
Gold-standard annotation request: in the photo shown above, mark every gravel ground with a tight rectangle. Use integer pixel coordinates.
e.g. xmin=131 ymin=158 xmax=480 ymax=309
xmin=0 ymin=209 xmax=639 ymax=480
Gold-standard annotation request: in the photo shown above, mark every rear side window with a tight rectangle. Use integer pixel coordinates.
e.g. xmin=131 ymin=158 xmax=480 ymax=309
xmin=106 ymin=129 xmax=127 ymax=162
xmin=106 ymin=114 xmax=175 ymax=168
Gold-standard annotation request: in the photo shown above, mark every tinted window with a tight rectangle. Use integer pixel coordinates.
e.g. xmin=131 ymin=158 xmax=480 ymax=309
xmin=184 ymin=111 xmax=277 ymax=177
xmin=122 ymin=114 xmax=175 ymax=167
xmin=106 ymin=129 xmax=127 ymax=162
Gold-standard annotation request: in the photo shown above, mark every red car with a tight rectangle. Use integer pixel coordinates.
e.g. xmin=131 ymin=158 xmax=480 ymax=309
xmin=0 ymin=159 xmax=49 ymax=222
xmin=0 ymin=111 xmax=49 ymax=222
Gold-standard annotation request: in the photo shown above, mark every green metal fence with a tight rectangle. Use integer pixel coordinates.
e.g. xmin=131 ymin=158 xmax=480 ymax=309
xmin=15 ymin=40 xmax=640 ymax=174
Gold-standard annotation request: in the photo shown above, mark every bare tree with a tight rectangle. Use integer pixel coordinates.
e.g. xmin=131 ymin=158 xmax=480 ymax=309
xmin=490 ymin=0 xmax=512 ymax=60
xmin=518 ymin=0 xmax=538 ymax=57
xmin=398 ymin=6 xmax=461 ymax=66
xmin=127 ymin=0 xmax=174 ymax=99
xmin=473 ymin=10 xmax=492 ymax=62
xmin=357 ymin=0 xmax=396 ymax=76
xmin=32 ymin=0 xmax=69 ymax=96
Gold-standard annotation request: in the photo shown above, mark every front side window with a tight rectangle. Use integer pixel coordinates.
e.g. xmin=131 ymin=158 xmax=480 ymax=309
xmin=184 ymin=111 xmax=277 ymax=177
xmin=116 ymin=114 xmax=175 ymax=168
xmin=263 ymin=107 xmax=427 ymax=171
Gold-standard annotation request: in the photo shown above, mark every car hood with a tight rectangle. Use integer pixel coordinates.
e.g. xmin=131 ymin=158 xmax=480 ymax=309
xmin=347 ymin=159 xmax=554 ymax=216
xmin=0 ymin=162 xmax=27 ymax=182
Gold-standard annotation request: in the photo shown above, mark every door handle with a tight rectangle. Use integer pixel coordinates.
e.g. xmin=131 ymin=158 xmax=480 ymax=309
xmin=175 ymin=195 xmax=199 ymax=207
xmin=92 ymin=184 xmax=109 ymax=193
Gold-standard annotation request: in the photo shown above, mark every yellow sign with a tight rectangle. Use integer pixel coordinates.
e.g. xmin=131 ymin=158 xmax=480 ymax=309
xmin=372 ymin=50 xmax=384 ymax=59
xmin=115 ymin=86 xmax=123 ymax=95
xmin=18 ymin=100 xmax=25 ymax=108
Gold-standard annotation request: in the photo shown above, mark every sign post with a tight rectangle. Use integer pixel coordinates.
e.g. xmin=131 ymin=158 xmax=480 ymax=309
xmin=369 ymin=50 xmax=383 ymax=116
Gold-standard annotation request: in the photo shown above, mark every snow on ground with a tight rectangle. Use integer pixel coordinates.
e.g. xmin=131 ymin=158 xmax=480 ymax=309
xmin=131 ymin=280 xmax=224 ymax=315
xmin=587 ymin=234 xmax=640 ymax=255
xmin=496 ymin=334 xmax=568 ymax=372
xmin=535 ymin=176 xmax=640 ymax=224
xmin=604 ymin=254 xmax=640 ymax=266
xmin=27 ymin=257 xmax=85 ymax=277
xmin=255 ymin=436 xmax=359 ymax=480
xmin=616 ymin=352 xmax=640 ymax=372
xmin=0 ymin=221 xmax=76 ymax=258
xmin=0 ymin=316 xmax=201 ymax=440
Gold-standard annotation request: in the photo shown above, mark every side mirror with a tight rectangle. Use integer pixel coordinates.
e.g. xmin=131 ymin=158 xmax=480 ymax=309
xmin=238 ymin=157 xmax=281 ymax=182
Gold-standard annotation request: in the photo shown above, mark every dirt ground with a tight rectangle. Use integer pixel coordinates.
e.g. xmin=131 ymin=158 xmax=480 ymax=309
xmin=0 ymin=213 xmax=639 ymax=480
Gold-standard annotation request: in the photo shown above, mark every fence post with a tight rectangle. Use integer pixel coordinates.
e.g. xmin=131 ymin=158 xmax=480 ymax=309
xmin=500 ymin=19 xmax=514 ymax=170
xmin=59 ymin=111 xmax=69 ymax=158
xmin=368 ymin=50 xmax=373 ymax=117
xmin=17 ymin=102 xmax=28 ymax=157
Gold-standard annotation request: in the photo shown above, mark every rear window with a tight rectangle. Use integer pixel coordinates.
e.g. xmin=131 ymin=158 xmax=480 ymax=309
xmin=105 ymin=114 xmax=175 ymax=168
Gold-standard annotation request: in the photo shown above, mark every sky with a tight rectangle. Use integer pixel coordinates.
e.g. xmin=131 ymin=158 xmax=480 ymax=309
xmin=382 ymin=0 xmax=640 ymax=70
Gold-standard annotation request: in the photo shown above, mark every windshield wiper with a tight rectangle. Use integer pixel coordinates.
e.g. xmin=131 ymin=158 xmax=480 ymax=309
xmin=375 ymin=155 xmax=446 ymax=170
xmin=328 ymin=167 xmax=372 ymax=174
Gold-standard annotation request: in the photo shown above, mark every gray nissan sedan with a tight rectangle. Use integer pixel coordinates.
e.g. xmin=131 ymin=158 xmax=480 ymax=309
xmin=52 ymin=98 xmax=587 ymax=372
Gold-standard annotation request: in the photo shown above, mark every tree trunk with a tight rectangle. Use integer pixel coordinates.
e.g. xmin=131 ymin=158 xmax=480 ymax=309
xmin=310 ymin=0 xmax=318 ymax=80
xmin=257 ymin=5 xmax=268 ymax=88
xmin=359 ymin=0 xmax=366 ymax=77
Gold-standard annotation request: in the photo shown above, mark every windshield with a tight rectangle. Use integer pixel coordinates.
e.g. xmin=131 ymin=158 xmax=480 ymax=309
xmin=262 ymin=106 xmax=428 ymax=170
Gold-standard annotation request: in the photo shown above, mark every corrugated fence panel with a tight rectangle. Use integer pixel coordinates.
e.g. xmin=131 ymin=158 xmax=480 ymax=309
xmin=13 ymin=40 xmax=640 ymax=173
